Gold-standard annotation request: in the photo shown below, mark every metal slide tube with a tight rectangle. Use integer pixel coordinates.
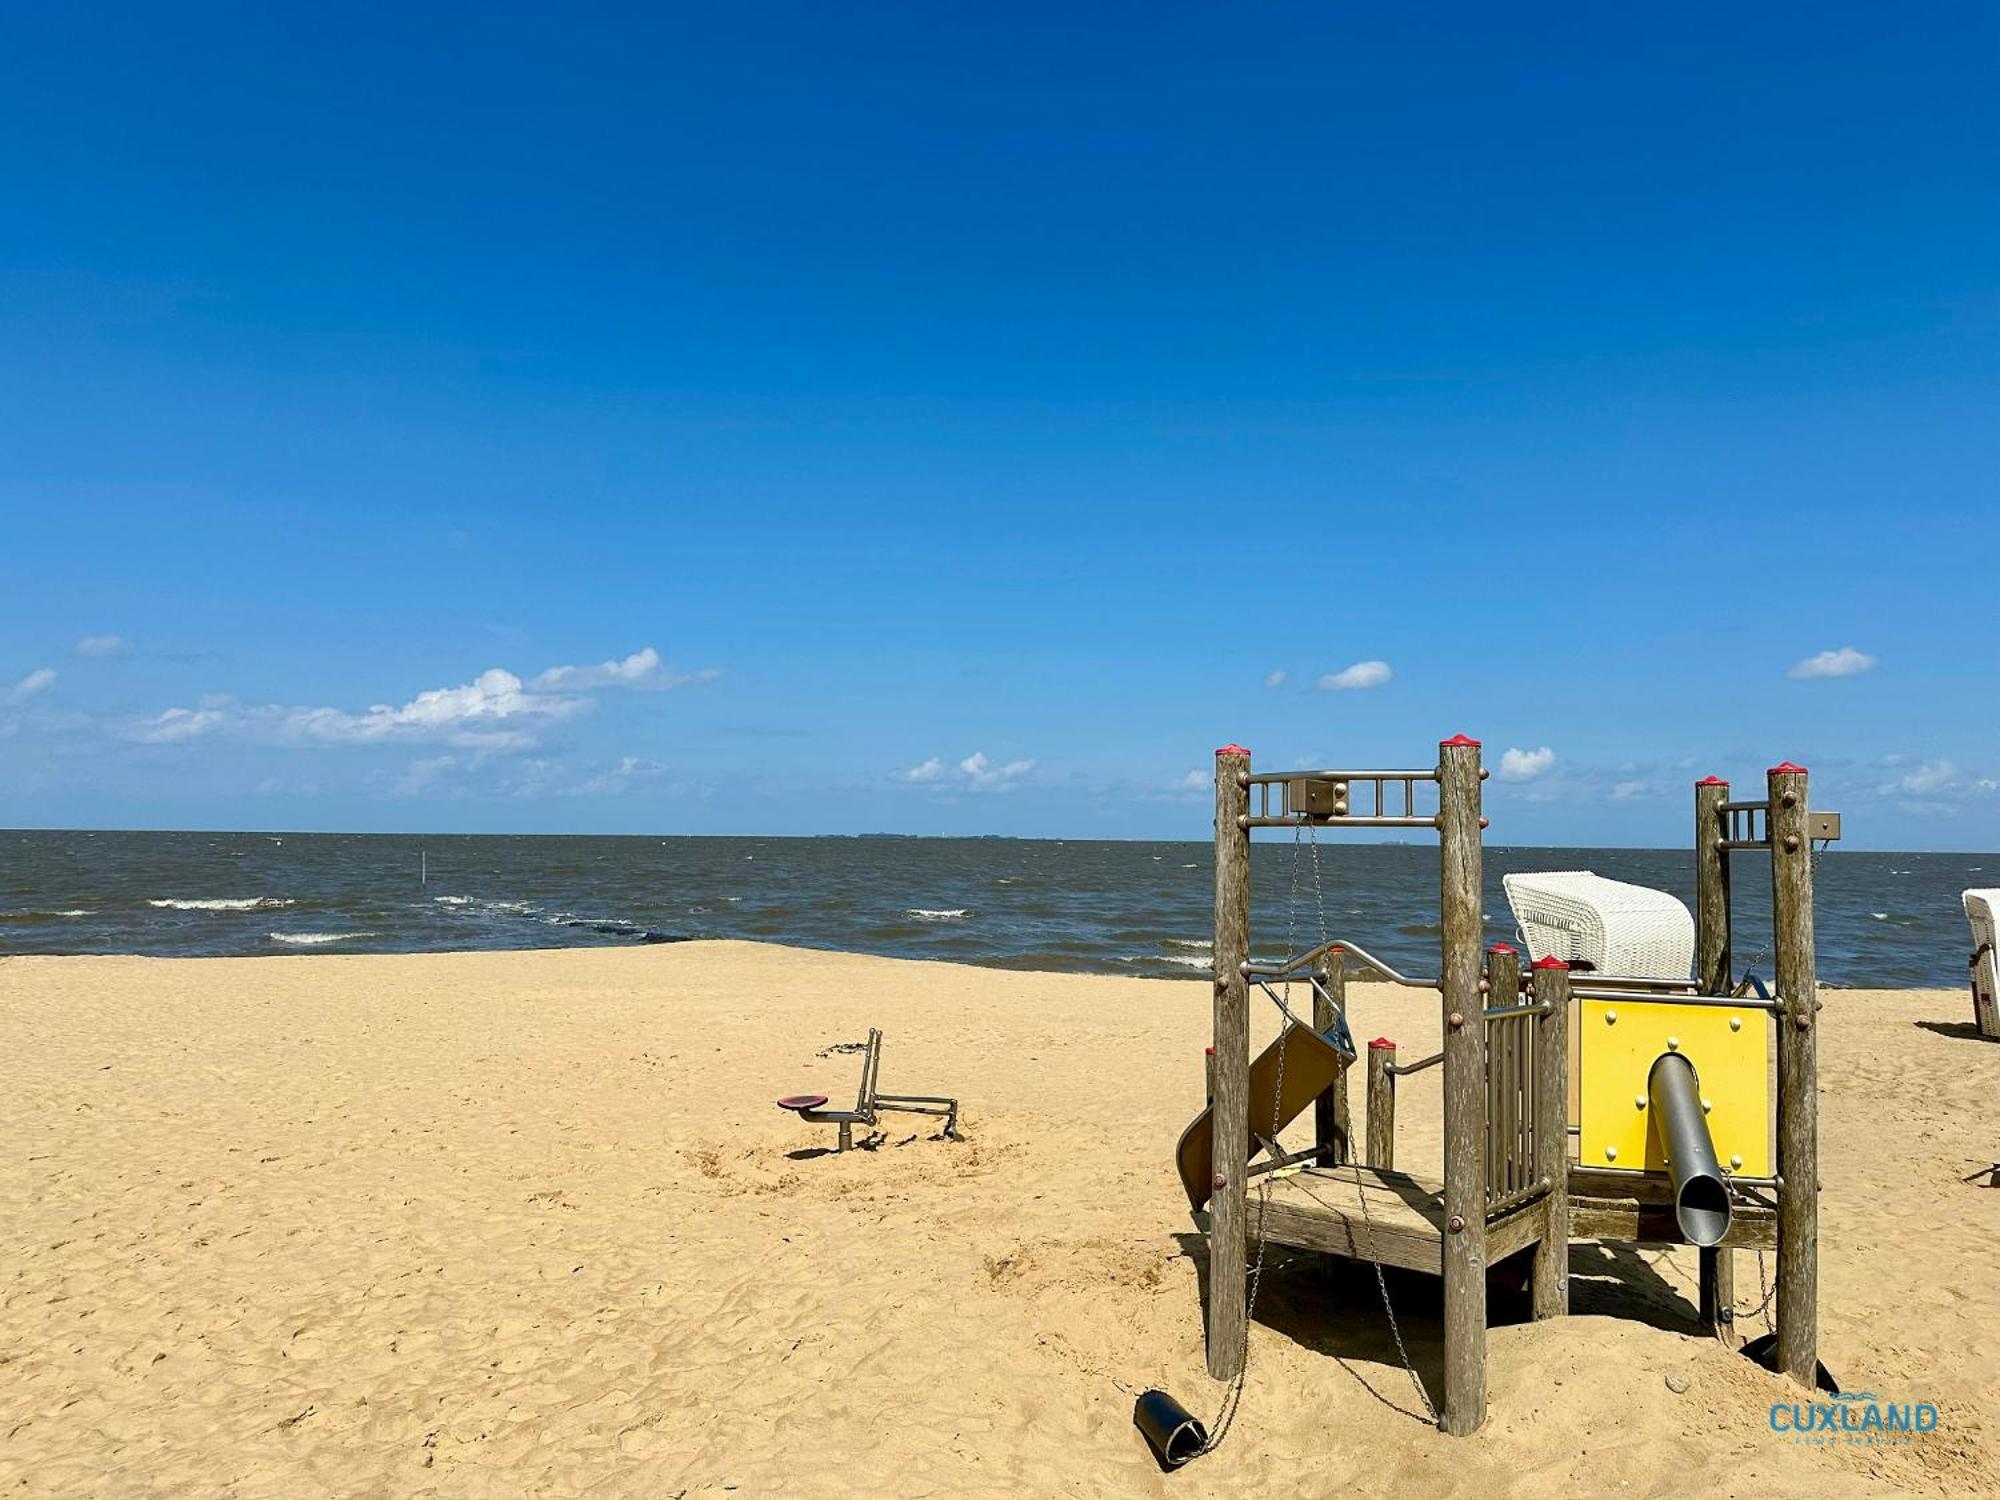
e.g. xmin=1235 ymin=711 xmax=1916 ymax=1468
xmin=1647 ymin=1052 xmax=1734 ymax=1247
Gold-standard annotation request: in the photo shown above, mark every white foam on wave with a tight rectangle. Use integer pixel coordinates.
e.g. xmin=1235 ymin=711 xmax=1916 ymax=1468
xmin=150 ymin=897 xmax=294 ymax=911
xmin=907 ymin=908 xmax=969 ymax=921
xmin=269 ymin=931 xmax=374 ymax=946
xmin=1156 ymin=953 xmax=1213 ymax=969
xmin=433 ymin=894 xmax=474 ymax=906
xmin=1165 ymin=938 xmax=1211 ymax=951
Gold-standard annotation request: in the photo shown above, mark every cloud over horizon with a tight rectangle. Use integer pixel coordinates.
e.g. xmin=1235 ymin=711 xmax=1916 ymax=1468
xmin=1790 ymin=646 xmax=1876 ymax=680
xmin=132 ymin=648 xmax=716 ymax=752
xmin=899 ymin=750 xmax=1037 ymax=792
xmin=1318 ymin=660 xmax=1392 ymax=692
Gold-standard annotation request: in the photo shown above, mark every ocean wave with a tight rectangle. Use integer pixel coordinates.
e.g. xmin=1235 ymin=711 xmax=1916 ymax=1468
xmin=0 ymin=908 xmax=93 ymax=922
xmin=907 ymin=908 xmax=970 ymax=921
xmin=1164 ymin=938 xmax=1211 ymax=951
xmin=1153 ymin=953 xmax=1213 ymax=969
xmin=150 ymin=897 xmax=294 ymax=911
xmin=269 ymin=931 xmax=373 ymax=946
xmin=433 ymin=894 xmax=474 ymax=906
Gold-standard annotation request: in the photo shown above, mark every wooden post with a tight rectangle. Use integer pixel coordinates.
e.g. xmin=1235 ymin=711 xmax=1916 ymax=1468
xmin=1365 ymin=1038 xmax=1396 ymax=1170
xmin=1315 ymin=949 xmax=1350 ymax=1164
xmin=1207 ymin=744 xmax=1253 ymax=1381
xmin=1694 ymin=776 xmax=1732 ymax=994
xmin=1437 ymin=734 xmax=1487 ymax=1436
xmin=1693 ymin=775 xmax=1734 ymax=1338
xmin=1530 ymin=957 xmax=1570 ymax=1319
xmin=1768 ymin=762 xmax=1819 ymax=1389
xmin=1699 ymin=1247 xmax=1736 ymax=1344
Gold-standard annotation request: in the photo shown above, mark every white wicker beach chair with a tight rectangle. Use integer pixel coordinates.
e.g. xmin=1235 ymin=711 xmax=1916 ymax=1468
xmin=1502 ymin=871 xmax=1694 ymax=981
xmin=1961 ymin=889 xmax=2000 ymax=1038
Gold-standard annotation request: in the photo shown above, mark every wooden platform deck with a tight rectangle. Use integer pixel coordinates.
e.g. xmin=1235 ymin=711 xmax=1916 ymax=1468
xmin=1200 ymin=1165 xmax=1548 ymax=1274
xmin=1199 ymin=1163 xmax=1775 ymax=1271
xmin=1567 ymin=1166 xmax=1778 ymax=1250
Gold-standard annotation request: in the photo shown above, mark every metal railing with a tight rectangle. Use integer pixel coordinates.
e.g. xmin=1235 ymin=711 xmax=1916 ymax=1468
xmin=1241 ymin=768 xmax=1441 ymax=830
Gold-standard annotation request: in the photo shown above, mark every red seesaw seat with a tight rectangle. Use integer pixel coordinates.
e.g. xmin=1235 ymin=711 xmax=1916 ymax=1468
xmin=776 ymin=1094 xmax=829 ymax=1111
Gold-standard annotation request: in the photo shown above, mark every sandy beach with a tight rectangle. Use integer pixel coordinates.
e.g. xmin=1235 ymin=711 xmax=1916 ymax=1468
xmin=3 ymin=942 xmax=1997 ymax=1497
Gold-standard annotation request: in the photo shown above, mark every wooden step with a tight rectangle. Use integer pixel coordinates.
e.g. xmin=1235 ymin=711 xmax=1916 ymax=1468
xmin=1198 ymin=1164 xmax=1547 ymax=1275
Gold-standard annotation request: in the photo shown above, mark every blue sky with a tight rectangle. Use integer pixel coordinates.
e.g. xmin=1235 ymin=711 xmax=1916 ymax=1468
xmin=2 ymin=4 xmax=1995 ymax=846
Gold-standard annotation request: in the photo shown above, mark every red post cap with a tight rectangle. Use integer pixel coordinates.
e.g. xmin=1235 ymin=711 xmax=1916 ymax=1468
xmin=1204 ymin=1045 xmax=1215 ymax=1055
xmin=1368 ymin=1036 xmax=1398 ymax=1050
xmin=1695 ymin=775 xmax=1729 ymax=787
xmin=1488 ymin=942 xmax=1515 ymax=954
xmin=1216 ymin=743 xmax=1251 ymax=757
xmin=1439 ymin=733 xmax=1482 ymax=748
xmin=1768 ymin=761 xmax=1808 ymax=775
xmin=1532 ymin=956 xmax=1569 ymax=970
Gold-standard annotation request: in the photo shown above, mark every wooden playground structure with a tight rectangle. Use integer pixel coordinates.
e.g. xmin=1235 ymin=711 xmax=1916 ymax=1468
xmin=1182 ymin=737 xmax=1828 ymax=1436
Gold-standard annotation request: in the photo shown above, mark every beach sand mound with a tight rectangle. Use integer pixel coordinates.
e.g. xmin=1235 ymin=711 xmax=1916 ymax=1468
xmin=2 ymin=942 xmax=1996 ymax=1496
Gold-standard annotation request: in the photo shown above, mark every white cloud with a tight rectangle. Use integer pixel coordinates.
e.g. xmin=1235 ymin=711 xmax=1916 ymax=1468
xmin=392 ymin=755 xmax=461 ymax=798
xmin=1789 ymin=647 xmax=1876 ymax=681
xmin=563 ymin=755 xmax=664 ymax=796
xmin=1179 ymin=769 xmax=1207 ymax=791
xmin=1318 ymin=660 xmax=1392 ymax=692
xmin=1498 ymin=745 xmax=1557 ymax=781
xmin=1611 ymin=779 xmax=1650 ymax=801
xmin=8 ymin=667 xmax=56 ymax=702
xmin=961 ymin=751 xmax=1035 ymax=790
xmin=74 ymin=634 xmax=130 ymax=658
xmin=134 ymin=705 xmax=228 ymax=743
xmin=1897 ymin=760 xmax=1960 ymax=796
xmin=898 ymin=751 xmax=1036 ymax=793
xmin=532 ymin=647 xmax=719 ymax=693
xmin=1264 ymin=670 xmax=1288 ymax=689
xmin=130 ymin=646 xmax=714 ymax=753
xmin=280 ymin=668 xmax=579 ymax=748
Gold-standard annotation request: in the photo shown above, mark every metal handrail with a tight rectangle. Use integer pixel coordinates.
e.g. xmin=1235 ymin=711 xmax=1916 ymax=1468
xmin=1569 ymin=986 xmax=1785 ymax=1014
xmin=1242 ymin=938 xmax=1437 ymax=989
xmin=1246 ymin=768 xmax=1439 ymax=784
xmin=1481 ymin=1001 xmax=1551 ymax=1021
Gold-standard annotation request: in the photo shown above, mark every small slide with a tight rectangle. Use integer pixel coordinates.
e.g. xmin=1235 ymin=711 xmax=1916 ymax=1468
xmin=1175 ymin=1023 xmax=1353 ymax=1211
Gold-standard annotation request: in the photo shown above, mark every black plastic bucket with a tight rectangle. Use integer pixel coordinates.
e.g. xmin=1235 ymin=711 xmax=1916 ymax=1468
xmin=1133 ymin=1389 xmax=1208 ymax=1470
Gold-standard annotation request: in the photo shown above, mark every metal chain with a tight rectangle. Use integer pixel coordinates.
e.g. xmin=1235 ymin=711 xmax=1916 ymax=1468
xmin=1347 ymin=1174 xmax=1441 ymax=1423
xmin=1201 ymin=1008 xmax=1291 ymax=1455
xmin=1205 ymin=811 xmax=1441 ymax=1452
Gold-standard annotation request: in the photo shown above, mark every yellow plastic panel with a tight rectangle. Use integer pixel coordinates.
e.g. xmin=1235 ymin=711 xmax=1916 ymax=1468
xmin=1578 ymin=998 xmax=1769 ymax=1178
